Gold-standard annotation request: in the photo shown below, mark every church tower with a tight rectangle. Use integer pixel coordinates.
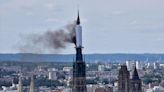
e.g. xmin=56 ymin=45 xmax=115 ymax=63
xmin=18 ymin=77 xmax=23 ymax=92
xmin=72 ymin=11 xmax=87 ymax=92
xmin=118 ymin=65 xmax=130 ymax=92
xmin=29 ymin=76 xmax=35 ymax=92
xmin=130 ymin=67 xmax=142 ymax=92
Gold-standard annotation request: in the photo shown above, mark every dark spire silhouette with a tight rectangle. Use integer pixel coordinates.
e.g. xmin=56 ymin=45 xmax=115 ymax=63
xmin=76 ymin=10 xmax=80 ymax=25
xmin=130 ymin=66 xmax=142 ymax=92
xmin=132 ymin=67 xmax=140 ymax=80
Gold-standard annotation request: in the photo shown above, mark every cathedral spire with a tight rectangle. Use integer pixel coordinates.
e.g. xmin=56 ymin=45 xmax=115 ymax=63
xmin=132 ymin=66 xmax=140 ymax=80
xmin=73 ymin=10 xmax=86 ymax=92
xmin=130 ymin=66 xmax=142 ymax=92
xmin=76 ymin=10 xmax=80 ymax=25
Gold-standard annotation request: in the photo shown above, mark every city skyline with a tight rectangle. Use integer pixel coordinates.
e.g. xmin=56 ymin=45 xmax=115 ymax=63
xmin=0 ymin=0 xmax=164 ymax=54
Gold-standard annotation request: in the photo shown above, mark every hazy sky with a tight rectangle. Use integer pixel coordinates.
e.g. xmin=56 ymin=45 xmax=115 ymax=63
xmin=0 ymin=0 xmax=164 ymax=54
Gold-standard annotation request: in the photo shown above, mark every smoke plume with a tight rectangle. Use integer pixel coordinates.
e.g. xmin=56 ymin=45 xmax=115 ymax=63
xmin=18 ymin=22 xmax=76 ymax=53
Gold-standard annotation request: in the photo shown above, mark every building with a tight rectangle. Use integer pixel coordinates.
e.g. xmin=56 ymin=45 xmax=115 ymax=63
xmin=98 ymin=65 xmax=105 ymax=71
xmin=18 ymin=77 xmax=23 ymax=92
xmin=126 ymin=61 xmax=134 ymax=71
xmin=118 ymin=65 xmax=130 ymax=92
xmin=63 ymin=67 xmax=72 ymax=72
xmin=136 ymin=61 xmax=142 ymax=70
xmin=130 ymin=67 xmax=142 ymax=92
xmin=86 ymin=85 xmax=113 ymax=92
xmin=95 ymin=87 xmax=108 ymax=92
xmin=48 ymin=68 xmax=57 ymax=80
xmin=72 ymin=12 xmax=87 ymax=92
xmin=153 ymin=86 xmax=164 ymax=92
xmin=153 ymin=62 xmax=160 ymax=69
xmin=146 ymin=86 xmax=164 ymax=92
xmin=29 ymin=76 xmax=38 ymax=92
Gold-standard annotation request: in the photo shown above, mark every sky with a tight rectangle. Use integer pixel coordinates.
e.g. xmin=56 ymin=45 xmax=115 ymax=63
xmin=0 ymin=0 xmax=164 ymax=54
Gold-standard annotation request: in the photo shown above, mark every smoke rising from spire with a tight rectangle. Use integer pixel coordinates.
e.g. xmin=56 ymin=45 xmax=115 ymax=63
xmin=18 ymin=22 xmax=76 ymax=53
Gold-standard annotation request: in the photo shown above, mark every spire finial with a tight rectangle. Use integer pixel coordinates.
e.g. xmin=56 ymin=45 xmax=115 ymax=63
xmin=77 ymin=10 xmax=80 ymax=25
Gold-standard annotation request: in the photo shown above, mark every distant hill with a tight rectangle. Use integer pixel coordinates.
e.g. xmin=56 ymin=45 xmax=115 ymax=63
xmin=0 ymin=53 xmax=164 ymax=63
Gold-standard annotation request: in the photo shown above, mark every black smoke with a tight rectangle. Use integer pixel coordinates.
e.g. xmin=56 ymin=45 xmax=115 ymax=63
xmin=18 ymin=22 xmax=76 ymax=53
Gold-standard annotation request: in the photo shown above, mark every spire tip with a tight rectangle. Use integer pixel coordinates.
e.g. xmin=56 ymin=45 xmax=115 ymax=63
xmin=77 ymin=10 xmax=80 ymax=25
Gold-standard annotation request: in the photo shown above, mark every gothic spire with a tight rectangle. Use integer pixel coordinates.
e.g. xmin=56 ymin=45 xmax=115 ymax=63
xmin=132 ymin=66 xmax=140 ymax=80
xmin=76 ymin=10 xmax=80 ymax=25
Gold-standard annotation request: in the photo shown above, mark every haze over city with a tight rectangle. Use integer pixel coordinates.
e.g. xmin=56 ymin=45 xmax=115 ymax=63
xmin=0 ymin=0 xmax=164 ymax=54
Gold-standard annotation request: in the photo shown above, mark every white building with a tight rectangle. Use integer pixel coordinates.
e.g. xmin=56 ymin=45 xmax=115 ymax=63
xmin=153 ymin=86 xmax=164 ymax=92
xmin=48 ymin=68 xmax=57 ymax=80
xmin=126 ymin=61 xmax=134 ymax=71
xmin=63 ymin=67 xmax=72 ymax=72
xmin=153 ymin=62 xmax=160 ymax=69
xmin=0 ymin=86 xmax=18 ymax=92
xmin=98 ymin=65 xmax=105 ymax=71
xmin=62 ymin=88 xmax=71 ymax=92
xmin=146 ymin=86 xmax=164 ymax=92
xmin=136 ymin=61 xmax=140 ymax=69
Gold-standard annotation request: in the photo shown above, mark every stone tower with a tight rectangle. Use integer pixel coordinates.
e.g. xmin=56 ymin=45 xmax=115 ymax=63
xmin=118 ymin=65 xmax=130 ymax=92
xmin=130 ymin=67 xmax=142 ymax=92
